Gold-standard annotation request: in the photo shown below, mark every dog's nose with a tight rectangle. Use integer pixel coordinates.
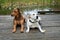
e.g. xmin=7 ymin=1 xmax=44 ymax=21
xmin=33 ymin=14 xmax=35 ymax=15
xmin=11 ymin=15 xmax=13 ymax=16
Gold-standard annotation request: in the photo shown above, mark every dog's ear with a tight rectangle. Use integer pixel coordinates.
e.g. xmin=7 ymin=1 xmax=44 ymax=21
xmin=36 ymin=16 xmax=38 ymax=19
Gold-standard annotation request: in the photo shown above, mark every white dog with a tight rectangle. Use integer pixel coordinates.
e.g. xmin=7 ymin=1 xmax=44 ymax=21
xmin=25 ymin=11 xmax=46 ymax=33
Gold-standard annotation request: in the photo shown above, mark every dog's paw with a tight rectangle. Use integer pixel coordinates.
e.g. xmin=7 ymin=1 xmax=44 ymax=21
xmin=20 ymin=31 xmax=24 ymax=33
xmin=26 ymin=30 xmax=29 ymax=33
xmin=12 ymin=30 xmax=16 ymax=33
xmin=41 ymin=30 xmax=46 ymax=33
xmin=20 ymin=30 xmax=24 ymax=33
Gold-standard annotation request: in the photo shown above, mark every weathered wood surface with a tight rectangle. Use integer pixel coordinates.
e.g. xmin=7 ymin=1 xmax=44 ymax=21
xmin=0 ymin=15 xmax=60 ymax=40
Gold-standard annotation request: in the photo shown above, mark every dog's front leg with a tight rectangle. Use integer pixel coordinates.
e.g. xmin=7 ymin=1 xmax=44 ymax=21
xmin=20 ymin=24 xmax=24 ymax=33
xmin=12 ymin=24 xmax=16 ymax=33
xmin=26 ymin=20 xmax=30 ymax=33
xmin=37 ymin=22 xmax=46 ymax=32
xmin=26 ymin=25 xmax=30 ymax=33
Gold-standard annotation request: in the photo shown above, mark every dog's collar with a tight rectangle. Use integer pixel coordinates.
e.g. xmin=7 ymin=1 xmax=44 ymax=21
xmin=29 ymin=20 xmax=38 ymax=23
xmin=29 ymin=16 xmax=39 ymax=23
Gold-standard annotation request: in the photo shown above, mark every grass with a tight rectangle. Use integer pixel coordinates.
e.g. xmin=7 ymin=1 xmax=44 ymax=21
xmin=0 ymin=9 xmax=11 ymax=15
xmin=0 ymin=0 xmax=60 ymax=15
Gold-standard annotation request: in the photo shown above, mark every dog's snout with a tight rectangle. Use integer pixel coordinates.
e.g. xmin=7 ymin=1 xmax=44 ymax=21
xmin=11 ymin=13 xmax=14 ymax=16
xmin=29 ymin=16 xmax=31 ymax=18
xmin=33 ymin=14 xmax=35 ymax=15
xmin=11 ymin=14 xmax=13 ymax=16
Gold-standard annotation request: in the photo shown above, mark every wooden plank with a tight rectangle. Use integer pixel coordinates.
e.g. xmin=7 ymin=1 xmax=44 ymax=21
xmin=0 ymin=15 xmax=60 ymax=40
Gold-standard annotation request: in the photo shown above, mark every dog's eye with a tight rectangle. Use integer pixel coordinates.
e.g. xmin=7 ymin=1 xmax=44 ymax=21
xmin=33 ymin=14 xmax=35 ymax=15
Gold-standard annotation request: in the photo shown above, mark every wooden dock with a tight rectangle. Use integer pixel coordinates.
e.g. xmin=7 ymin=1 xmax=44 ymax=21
xmin=0 ymin=15 xmax=60 ymax=40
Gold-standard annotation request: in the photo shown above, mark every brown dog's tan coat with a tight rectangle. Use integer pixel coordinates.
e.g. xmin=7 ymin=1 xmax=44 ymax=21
xmin=11 ymin=8 xmax=25 ymax=33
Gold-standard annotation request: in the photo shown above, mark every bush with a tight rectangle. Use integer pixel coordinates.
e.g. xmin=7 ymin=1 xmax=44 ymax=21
xmin=0 ymin=9 xmax=11 ymax=15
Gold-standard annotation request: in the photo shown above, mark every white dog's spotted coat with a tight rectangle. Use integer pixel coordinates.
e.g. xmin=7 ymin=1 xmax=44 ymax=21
xmin=24 ymin=10 xmax=46 ymax=33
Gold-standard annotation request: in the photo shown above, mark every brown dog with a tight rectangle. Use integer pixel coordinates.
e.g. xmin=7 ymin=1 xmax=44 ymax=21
xmin=11 ymin=8 xmax=25 ymax=33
